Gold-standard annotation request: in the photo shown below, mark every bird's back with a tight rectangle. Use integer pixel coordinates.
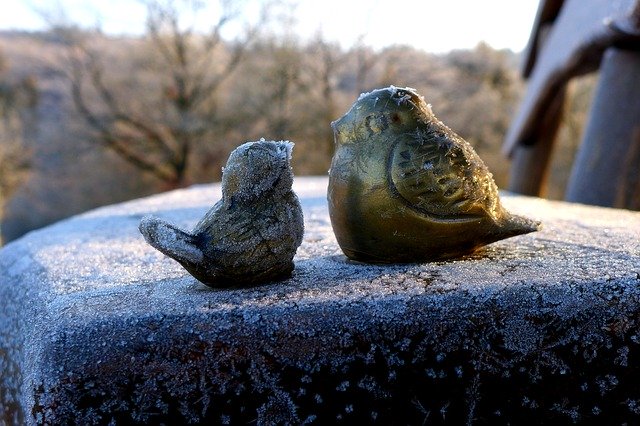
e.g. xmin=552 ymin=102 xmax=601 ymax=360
xmin=194 ymin=191 xmax=304 ymax=283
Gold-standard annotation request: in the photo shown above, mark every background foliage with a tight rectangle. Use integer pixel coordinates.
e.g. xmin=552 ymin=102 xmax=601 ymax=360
xmin=0 ymin=1 xmax=594 ymax=244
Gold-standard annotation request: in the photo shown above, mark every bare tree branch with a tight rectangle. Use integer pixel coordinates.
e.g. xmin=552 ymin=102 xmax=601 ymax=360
xmin=69 ymin=52 xmax=177 ymax=182
xmin=63 ymin=0 xmax=268 ymax=188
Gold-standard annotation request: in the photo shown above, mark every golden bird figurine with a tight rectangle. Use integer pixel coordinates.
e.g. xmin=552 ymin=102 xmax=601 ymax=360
xmin=140 ymin=140 xmax=304 ymax=287
xmin=328 ymin=86 xmax=540 ymax=263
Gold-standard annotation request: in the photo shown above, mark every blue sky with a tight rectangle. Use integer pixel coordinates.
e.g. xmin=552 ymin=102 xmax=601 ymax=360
xmin=2 ymin=0 xmax=540 ymax=53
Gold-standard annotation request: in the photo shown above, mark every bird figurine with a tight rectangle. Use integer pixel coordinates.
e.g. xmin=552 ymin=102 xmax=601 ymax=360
xmin=328 ymin=86 xmax=540 ymax=263
xmin=139 ymin=140 xmax=304 ymax=287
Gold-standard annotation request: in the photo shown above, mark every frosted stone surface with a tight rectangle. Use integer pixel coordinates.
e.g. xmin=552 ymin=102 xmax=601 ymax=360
xmin=1 ymin=177 xmax=640 ymax=424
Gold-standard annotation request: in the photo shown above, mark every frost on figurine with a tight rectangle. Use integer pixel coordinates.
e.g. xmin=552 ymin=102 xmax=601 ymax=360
xmin=328 ymin=86 xmax=540 ymax=263
xmin=140 ymin=140 xmax=304 ymax=287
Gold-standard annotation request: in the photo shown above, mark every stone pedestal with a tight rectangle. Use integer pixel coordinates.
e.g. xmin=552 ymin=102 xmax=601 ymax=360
xmin=1 ymin=177 xmax=639 ymax=424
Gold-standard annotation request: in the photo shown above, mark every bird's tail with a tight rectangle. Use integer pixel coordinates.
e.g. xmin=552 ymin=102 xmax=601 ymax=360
xmin=499 ymin=212 xmax=542 ymax=238
xmin=139 ymin=215 xmax=205 ymax=268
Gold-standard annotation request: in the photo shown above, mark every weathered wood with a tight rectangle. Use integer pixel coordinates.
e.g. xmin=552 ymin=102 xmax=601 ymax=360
xmin=503 ymin=0 xmax=636 ymax=157
xmin=521 ymin=0 xmax=566 ymax=77
xmin=507 ymin=88 xmax=566 ymax=196
xmin=566 ymin=48 xmax=640 ymax=208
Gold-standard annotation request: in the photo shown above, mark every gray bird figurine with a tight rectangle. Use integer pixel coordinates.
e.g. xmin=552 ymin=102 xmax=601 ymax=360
xmin=140 ymin=140 xmax=304 ymax=287
xmin=328 ymin=86 xmax=540 ymax=263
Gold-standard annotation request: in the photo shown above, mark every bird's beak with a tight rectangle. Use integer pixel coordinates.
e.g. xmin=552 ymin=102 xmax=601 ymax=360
xmin=276 ymin=141 xmax=293 ymax=161
xmin=331 ymin=116 xmax=352 ymax=145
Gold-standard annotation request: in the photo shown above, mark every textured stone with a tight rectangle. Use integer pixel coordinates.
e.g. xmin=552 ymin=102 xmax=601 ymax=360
xmin=1 ymin=176 xmax=639 ymax=425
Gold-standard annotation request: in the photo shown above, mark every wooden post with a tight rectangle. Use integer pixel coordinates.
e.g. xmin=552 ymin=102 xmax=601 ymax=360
xmin=565 ymin=48 xmax=640 ymax=209
xmin=508 ymin=88 xmax=566 ymax=196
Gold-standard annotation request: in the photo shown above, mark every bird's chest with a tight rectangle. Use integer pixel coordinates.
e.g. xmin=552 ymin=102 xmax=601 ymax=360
xmin=330 ymin=140 xmax=391 ymax=186
xmin=329 ymin=140 xmax=402 ymax=222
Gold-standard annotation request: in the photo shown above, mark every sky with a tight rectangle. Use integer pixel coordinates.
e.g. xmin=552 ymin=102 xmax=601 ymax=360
xmin=1 ymin=0 xmax=541 ymax=53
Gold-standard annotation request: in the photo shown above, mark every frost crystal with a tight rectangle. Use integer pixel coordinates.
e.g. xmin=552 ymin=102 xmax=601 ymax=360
xmin=1 ymin=177 xmax=639 ymax=424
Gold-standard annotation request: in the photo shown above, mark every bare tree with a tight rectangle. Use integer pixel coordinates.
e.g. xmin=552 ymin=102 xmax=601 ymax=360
xmin=261 ymin=36 xmax=305 ymax=139
xmin=352 ymin=38 xmax=379 ymax=96
xmin=430 ymin=44 xmax=519 ymax=155
xmin=67 ymin=0 xmax=266 ymax=189
xmin=0 ymin=52 xmax=36 ymax=221
xmin=308 ymin=36 xmax=344 ymax=156
xmin=298 ymin=36 xmax=351 ymax=171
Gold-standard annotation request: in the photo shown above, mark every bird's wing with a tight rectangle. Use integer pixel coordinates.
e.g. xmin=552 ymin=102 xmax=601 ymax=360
xmin=389 ymin=127 xmax=497 ymax=219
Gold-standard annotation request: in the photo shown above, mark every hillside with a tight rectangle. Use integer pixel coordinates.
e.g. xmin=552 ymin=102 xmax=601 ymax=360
xmin=0 ymin=29 xmax=585 ymax=243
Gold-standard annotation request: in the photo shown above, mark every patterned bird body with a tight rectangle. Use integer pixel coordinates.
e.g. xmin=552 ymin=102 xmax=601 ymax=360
xmin=328 ymin=86 xmax=540 ymax=263
xmin=140 ymin=140 xmax=304 ymax=287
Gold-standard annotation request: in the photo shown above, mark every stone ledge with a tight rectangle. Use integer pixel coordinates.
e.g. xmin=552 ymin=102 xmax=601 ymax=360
xmin=1 ymin=176 xmax=639 ymax=424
